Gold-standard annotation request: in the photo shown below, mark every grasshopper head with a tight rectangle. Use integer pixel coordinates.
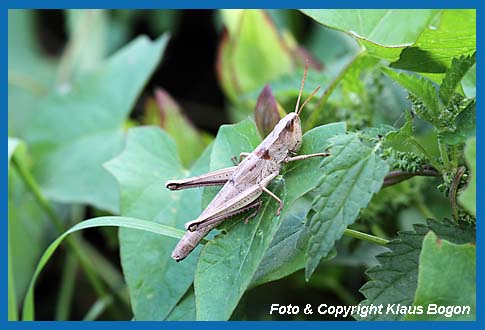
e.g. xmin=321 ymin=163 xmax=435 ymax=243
xmin=279 ymin=112 xmax=303 ymax=153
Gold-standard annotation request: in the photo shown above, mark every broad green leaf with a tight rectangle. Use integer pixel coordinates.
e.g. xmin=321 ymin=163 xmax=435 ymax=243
xmin=382 ymin=67 xmax=440 ymax=124
xmin=305 ymin=133 xmax=389 ymax=279
xmin=217 ymin=10 xmax=294 ymax=103
xmin=300 ymin=10 xmax=437 ymax=61
xmin=392 ymin=10 xmax=476 ymax=74
xmin=405 ymin=232 xmax=475 ymax=320
xmin=459 ymin=137 xmax=476 ymax=216
xmin=195 ymin=119 xmax=346 ymax=320
xmin=251 ymin=195 xmax=336 ymax=287
xmin=357 ymin=219 xmax=475 ymax=320
xmin=440 ymin=101 xmax=475 ymax=145
xmin=105 ymin=127 xmax=211 ymax=320
xmin=23 ymin=35 xmax=169 ymax=213
xmin=21 ymin=216 xmax=186 ymax=320
xmin=439 ymin=53 xmax=476 ymax=105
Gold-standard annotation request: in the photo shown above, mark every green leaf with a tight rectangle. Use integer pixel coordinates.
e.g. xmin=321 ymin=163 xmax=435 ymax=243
xmin=356 ymin=219 xmax=475 ymax=320
xmin=462 ymin=64 xmax=476 ymax=98
xmin=382 ymin=67 xmax=440 ymax=124
xmin=439 ymin=52 xmax=476 ymax=105
xmin=143 ymin=88 xmax=209 ymax=167
xmin=105 ymin=127 xmax=212 ymax=320
xmin=166 ymin=288 xmax=197 ymax=321
xmin=300 ymin=9 xmax=437 ymax=61
xmin=23 ymin=35 xmax=169 ymax=213
xmin=305 ymin=133 xmax=389 ymax=279
xmin=21 ymin=216 xmax=185 ymax=320
xmin=439 ymin=101 xmax=475 ymax=145
xmin=195 ymin=120 xmax=346 ymax=320
xmin=405 ymin=232 xmax=475 ymax=320
xmin=8 ymin=10 xmax=55 ymax=137
xmin=459 ymin=137 xmax=476 ymax=216
xmin=217 ymin=10 xmax=294 ymax=102
xmin=384 ymin=110 xmax=413 ymax=146
xmin=392 ymin=10 xmax=476 ymax=74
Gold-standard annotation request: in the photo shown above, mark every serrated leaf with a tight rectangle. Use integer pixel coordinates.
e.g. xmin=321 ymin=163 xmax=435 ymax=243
xmin=462 ymin=64 xmax=476 ymax=98
xmin=392 ymin=10 xmax=476 ymax=74
xmin=305 ymin=133 xmax=389 ymax=279
xmin=439 ymin=101 xmax=475 ymax=145
xmin=300 ymin=9 xmax=437 ymax=61
xmin=382 ymin=67 xmax=440 ymax=124
xmin=356 ymin=219 xmax=475 ymax=320
xmin=24 ymin=35 xmax=168 ymax=213
xmin=105 ymin=127 xmax=211 ymax=320
xmin=195 ymin=120 xmax=346 ymax=320
xmin=459 ymin=137 xmax=476 ymax=216
xmin=439 ymin=53 xmax=476 ymax=105
xmin=405 ymin=232 xmax=475 ymax=320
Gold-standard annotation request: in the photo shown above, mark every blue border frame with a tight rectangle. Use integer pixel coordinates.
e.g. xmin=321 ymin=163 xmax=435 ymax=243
xmin=3 ymin=0 xmax=481 ymax=328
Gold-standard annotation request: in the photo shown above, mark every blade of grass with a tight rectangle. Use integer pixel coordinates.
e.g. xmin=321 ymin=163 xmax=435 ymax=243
xmin=22 ymin=216 xmax=187 ymax=320
xmin=55 ymin=253 xmax=77 ymax=320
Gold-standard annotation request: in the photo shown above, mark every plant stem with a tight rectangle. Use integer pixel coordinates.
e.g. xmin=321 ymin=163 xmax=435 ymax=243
xmin=408 ymin=137 xmax=443 ymax=173
xmin=12 ymin=155 xmax=108 ymax=305
xmin=55 ymin=253 xmax=77 ymax=320
xmin=450 ymin=166 xmax=466 ymax=221
xmin=416 ymin=193 xmax=435 ymax=219
xmin=438 ymin=139 xmax=452 ymax=172
xmin=343 ymin=228 xmax=389 ymax=246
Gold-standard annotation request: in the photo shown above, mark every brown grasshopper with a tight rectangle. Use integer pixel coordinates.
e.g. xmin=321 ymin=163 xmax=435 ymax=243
xmin=167 ymin=62 xmax=328 ymax=261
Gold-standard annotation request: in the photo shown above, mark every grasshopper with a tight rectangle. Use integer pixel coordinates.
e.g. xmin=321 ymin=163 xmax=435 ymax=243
xmin=167 ymin=62 xmax=328 ymax=261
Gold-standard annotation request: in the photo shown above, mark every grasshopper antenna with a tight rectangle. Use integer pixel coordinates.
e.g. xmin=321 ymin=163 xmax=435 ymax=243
xmin=297 ymin=85 xmax=321 ymax=115
xmin=295 ymin=59 xmax=320 ymax=115
xmin=294 ymin=59 xmax=309 ymax=114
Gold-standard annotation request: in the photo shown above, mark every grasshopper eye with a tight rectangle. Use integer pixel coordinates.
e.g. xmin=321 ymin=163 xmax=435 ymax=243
xmin=285 ymin=119 xmax=295 ymax=132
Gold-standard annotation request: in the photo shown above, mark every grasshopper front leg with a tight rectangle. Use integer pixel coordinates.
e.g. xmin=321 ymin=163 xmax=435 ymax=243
xmin=165 ymin=166 xmax=237 ymax=190
xmin=284 ymin=152 xmax=329 ymax=163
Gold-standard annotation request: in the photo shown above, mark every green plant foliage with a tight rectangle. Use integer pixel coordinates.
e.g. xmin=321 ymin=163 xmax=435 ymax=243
xmin=440 ymin=101 xmax=475 ymax=145
xmin=218 ymin=10 xmax=294 ymax=102
xmin=405 ymin=232 xmax=475 ymax=320
xmin=392 ymin=10 xmax=476 ymax=74
xmin=105 ymin=127 xmax=212 ymax=320
xmin=305 ymin=133 xmax=389 ymax=279
xmin=8 ymin=9 xmax=476 ymax=321
xmin=300 ymin=10 xmax=437 ymax=61
xmin=439 ymin=53 xmax=476 ymax=105
xmin=143 ymin=88 xmax=209 ymax=167
xmin=23 ymin=35 xmax=168 ymax=213
xmin=21 ymin=216 xmax=187 ymax=320
xmin=459 ymin=138 xmax=476 ymax=216
xmin=382 ymin=67 xmax=440 ymax=125
xmin=357 ymin=219 xmax=475 ymax=320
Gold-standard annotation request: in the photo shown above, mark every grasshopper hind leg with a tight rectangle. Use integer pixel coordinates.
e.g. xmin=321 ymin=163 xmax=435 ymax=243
xmin=186 ymin=199 xmax=263 ymax=232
